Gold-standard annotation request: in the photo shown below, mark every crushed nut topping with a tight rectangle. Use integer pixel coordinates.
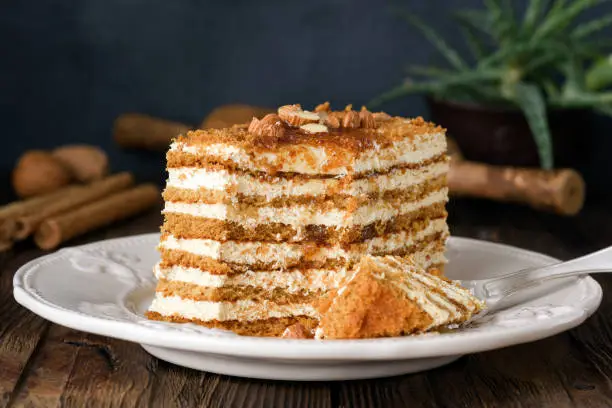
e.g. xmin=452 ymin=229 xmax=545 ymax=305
xmin=325 ymin=112 xmax=341 ymax=128
xmin=255 ymin=102 xmax=394 ymax=133
xmin=314 ymin=101 xmax=331 ymax=113
xmin=300 ymin=123 xmax=329 ymax=133
xmin=342 ymin=110 xmax=360 ymax=128
xmin=359 ymin=110 xmax=376 ymax=128
xmin=278 ymin=104 xmax=320 ymax=126
xmin=248 ymin=114 xmax=284 ymax=138
xmin=373 ymin=112 xmax=392 ymax=122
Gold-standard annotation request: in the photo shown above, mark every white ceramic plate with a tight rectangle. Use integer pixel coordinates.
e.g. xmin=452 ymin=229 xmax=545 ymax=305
xmin=13 ymin=234 xmax=602 ymax=381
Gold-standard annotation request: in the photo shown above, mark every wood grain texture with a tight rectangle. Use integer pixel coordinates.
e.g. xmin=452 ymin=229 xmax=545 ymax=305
xmin=10 ymin=325 xmax=83 ymax=408
xmin=0 ymin=248 xmax=50 ymax=408
xmin=1 ymin=198 xmax=612 ymax=407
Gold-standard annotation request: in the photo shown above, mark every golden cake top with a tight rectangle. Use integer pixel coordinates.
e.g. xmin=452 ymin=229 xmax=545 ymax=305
xmin=169 ymin=103 xmax=446 ymax=176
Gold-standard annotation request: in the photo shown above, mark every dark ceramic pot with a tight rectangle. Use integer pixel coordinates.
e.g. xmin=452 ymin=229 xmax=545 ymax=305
xmin=427 ymin=97 xmax=590 ymax=168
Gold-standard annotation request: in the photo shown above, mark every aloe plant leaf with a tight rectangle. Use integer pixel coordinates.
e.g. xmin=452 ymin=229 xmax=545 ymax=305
xmin=572 ymin=14 xmax=612 ymax=39
xmin=534 ymin=0 xmax=606 ymax=42
xmin=480 ymin=36 xmax=570 ymax=69
xmin=369 ymin=69 xmax=503 ymax=107
xmin=459 ymin=23 xmax=487 ymax=60
xmin=558 ymin=48 xmax=587 ymax=97
xmin=554 ymin=90 xmax=612 ymax=107
xmin=523 ymin=0 xmax=548 ymax=34
xmin=542 ymin=79 xmax=561 ymax=98
xmin=582 ymin=38 xmax=612 ymax=52
xmin=549 ymin=0 xmax=568 ymax=14
xmin=416 ymin=69 xmax=502 ymax=90
xmin=509 ymin=82 xmax=554 ymax=169
xmin=586 ymin=55 xmax=612 ymax=90
xmin=483 ymin=0 xmax=517 ymax=43
xmin=368 ymin=81 xmax=443 ymax=108
xmin=405 ymin=65 xmax=454 ymax=78
xmin=454 ymin=10 xmax=495 ymax=39
xmin=522 ymin=52 xmax=562 ymax=74
xmin=398 ymin=12 xmax=468 ymax=71
xmin=478 ymin=41 xmax=538 ymax=67
xmin=594 ymin=104 xmax=612 ymax=116
xmin=483 ymin=0 xmax=503 ymax=18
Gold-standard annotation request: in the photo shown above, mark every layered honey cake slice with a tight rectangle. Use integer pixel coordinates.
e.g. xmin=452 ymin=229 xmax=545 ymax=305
xmin=315 ymin=255 xmax=485 ymax=339
xmin=147 ymin=102 xmax=450 ymax=336
xmin=163 ymin=103 xmax=448 ymax=247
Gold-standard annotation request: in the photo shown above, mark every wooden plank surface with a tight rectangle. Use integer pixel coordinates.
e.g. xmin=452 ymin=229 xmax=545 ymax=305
xmin=1 ymin=199 xmax=612 ymax=407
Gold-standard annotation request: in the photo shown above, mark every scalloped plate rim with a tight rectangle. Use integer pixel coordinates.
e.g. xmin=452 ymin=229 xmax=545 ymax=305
xmin=12 ymin=233 xmax=603 ymax=361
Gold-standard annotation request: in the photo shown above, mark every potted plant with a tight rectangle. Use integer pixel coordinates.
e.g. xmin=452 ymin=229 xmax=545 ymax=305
xmin=370 ymin=0 xmax=612 ymax=170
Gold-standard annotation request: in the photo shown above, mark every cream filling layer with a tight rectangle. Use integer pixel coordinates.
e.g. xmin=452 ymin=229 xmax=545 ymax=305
xmin=166 ymin=161 xmax=449 ymax=199
xmin=154 ymin=244 xmax=447 ymax=293
xmin=170 ymin=132 xmax=446 ymax=175
xmin=160 ymin=218 xmax=448 ymax=267
xmin=148 ymin=295 xmax=318 ymax=322
xmin=163 ymin=188 xmax=448 ymax=227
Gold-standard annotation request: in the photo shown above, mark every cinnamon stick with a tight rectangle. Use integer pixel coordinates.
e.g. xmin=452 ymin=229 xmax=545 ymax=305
xmin=34 ymin=184 xmax=160 ymax=250
xmin=0 ymin=185 xmax=82 ymax=241
xmin=448 ymin=162 xmax=585 ymax=215
xmin=14 ymin=172 xmax=134 ymax=240
xmin=113 ymin=113 xmax=191 ymax=151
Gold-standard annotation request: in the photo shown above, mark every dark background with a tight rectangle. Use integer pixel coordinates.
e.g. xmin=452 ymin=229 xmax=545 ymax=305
xmin=2 ymin=0 xmax=611 ymax=191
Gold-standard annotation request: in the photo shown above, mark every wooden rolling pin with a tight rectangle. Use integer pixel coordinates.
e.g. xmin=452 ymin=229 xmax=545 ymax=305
xmin=112 ymin=106 xmax=585 ymax=215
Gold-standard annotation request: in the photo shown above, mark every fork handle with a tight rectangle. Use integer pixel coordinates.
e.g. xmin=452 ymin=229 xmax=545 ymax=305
xmin=482 ymin=245 xmax=612 ymax=301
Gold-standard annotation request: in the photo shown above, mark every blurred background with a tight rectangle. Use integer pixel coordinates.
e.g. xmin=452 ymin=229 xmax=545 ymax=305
xmin=2 ymin=0 xmax=612 ymax=197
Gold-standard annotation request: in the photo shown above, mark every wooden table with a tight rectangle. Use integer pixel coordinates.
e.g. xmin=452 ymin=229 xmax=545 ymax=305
xmin=1 ymin=197 xmax=612 ymax=408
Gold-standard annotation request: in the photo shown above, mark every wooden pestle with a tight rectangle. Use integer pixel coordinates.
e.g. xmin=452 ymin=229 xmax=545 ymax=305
xmin=448 ymin=161 xmax=585 ymax=215
xmin=113 ymin=113 xmax=192 ymax=151
xmin=200 ymin=104 xmax=274 ymax=129
xmin=447 ymin=138 xmax=585 ymax=215
xmin=113 ymin=105 xmax=585 ymax=215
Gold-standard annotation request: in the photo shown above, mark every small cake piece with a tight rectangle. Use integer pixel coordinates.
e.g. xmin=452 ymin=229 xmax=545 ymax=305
xmin=314 ymin=256 xmax=485 ymax=339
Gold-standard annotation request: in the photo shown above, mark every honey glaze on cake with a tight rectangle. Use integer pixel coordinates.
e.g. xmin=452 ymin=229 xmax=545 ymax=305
xmin=177 ymin=112 xmax=441 ymax=151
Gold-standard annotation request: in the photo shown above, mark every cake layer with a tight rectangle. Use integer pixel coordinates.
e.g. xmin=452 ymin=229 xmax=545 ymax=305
xmin=147 ymin=295 xmax=318 ymax=322
xmin=155 ymin=279 xmax=320 ymax=303
xmin=163 ymin=201 xmax=446 ymax=243
xmin=163 ymin=187 xmax=447 ymax=227
xmin=164 ymin=173 xmax=447 ymax=207
xmin=145 ymin=312 xmax=317 ymax=337
xmin=154 ymin=251 xmax=446 ymax=296
xmin=164 ymin=157 xmax=448 ymax=205
xmin=168 ymin=120 xmax=445 ymax=176
xmin=158 ymin=219 xmax=448 ymax=272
